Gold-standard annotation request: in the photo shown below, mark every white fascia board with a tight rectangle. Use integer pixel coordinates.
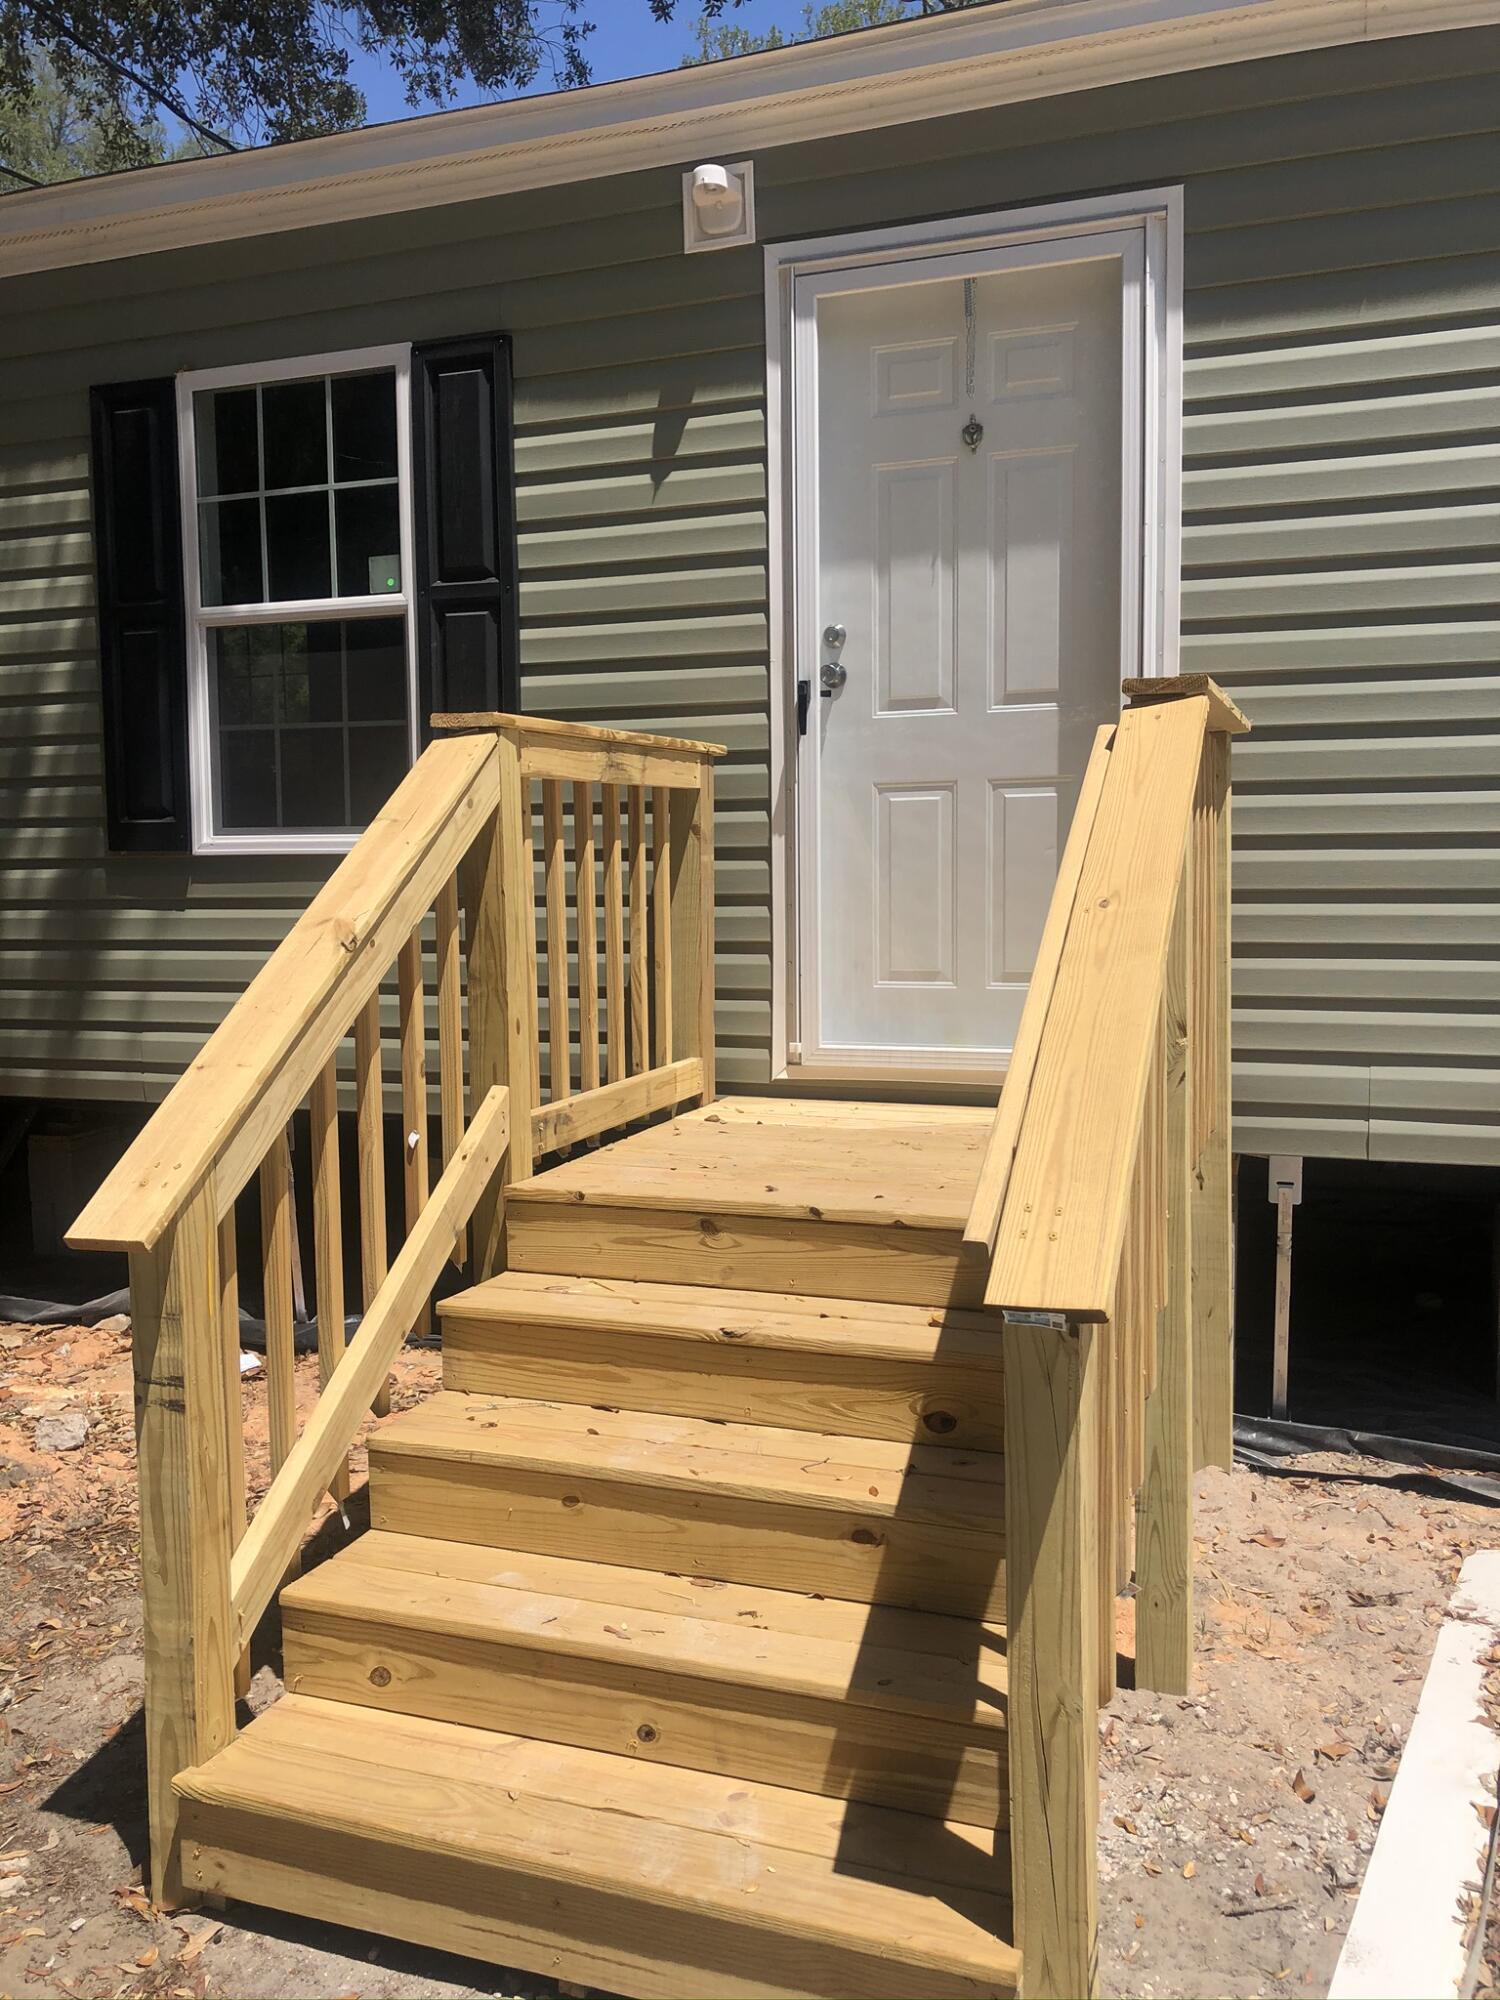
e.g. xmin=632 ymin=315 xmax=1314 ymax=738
xmin=0 ymin=0 xmax=1497 ymax=277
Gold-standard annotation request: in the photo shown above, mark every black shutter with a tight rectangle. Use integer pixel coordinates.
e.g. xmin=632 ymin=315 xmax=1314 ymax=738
xmin=89 ymin=377 xmax=191 ymax=852
xmin=411 ymin=334 xmax=520 ymax=733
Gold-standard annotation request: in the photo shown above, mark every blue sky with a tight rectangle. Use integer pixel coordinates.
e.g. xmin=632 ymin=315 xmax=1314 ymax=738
xmin=344 ymin=1 xmax=808 ymax=127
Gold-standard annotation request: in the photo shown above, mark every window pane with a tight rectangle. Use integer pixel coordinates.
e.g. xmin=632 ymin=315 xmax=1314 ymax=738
xmin=219 ymin=728 xmax=277 ymax=829
xmin=349 ymin=725 xmax=410 ymax=824
xmin=266 ymin=490 xmax=332 ymax=601
xmin=276 ymin=622 xmax=311 ymax=723
xmin=195 ymin=386 xmax=259 ymax=497
xmin=335 ymin=484 xmax=401 ymax=597
xmin=212 ymin=625 xmax=277 ymax=724
xmin=345 ymin=617 xmax=407 ymax=721
xmin=262 ymin=378 xmax=328 ymax=491
xmin=208 ymin=617 xmax=409 ymax=835
xmin=199 ymin=496 xmax=263 ymax=606
xmin=332 ymin=372 xmax=398 ymax=483
xmin=280 ymin=728 xmax=347 ymax=827
xmin=307 ymin=621 xmax=344 ymax=724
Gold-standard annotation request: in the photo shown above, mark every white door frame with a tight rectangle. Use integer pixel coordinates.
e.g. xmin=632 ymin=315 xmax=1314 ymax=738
xmin=763 ymin=186 xmax=1184 ymax=1086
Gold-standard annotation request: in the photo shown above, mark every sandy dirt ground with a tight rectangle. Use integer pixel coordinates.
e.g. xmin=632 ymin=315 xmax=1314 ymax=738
xmin=2 ymin=1311 xmax=1496 ymax=2000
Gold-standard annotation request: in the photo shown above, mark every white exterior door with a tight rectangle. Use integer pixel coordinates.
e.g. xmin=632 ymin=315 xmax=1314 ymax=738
xmin=794 ymin=235 xmax=1133 ymax=1075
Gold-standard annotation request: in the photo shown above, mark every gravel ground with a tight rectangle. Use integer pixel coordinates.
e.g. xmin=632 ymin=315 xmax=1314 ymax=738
xmin=2 ymin=1312 xmax=1495 ymax=1999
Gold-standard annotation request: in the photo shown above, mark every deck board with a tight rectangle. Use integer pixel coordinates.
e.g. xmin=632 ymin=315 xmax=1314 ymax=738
xmin=512 ymin=1097 xmax=994 ymax=1232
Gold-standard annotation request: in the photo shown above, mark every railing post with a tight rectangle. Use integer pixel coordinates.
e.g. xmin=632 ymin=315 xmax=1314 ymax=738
xmin=1136 ymin=874 xmax=1195 ymax=1695
xmin=1004 ymin=1310 xmax=1100 ymax=2000
xmin=462 ymin=727 xmax=536 ymax=1276
xmin=1191 ymin=729 xmax=1234 ymax=1469
xmin=668 ymin=757 xmax=716 ymax=1102
xmin=128 ymin=1173 xmax=236 ymax=1908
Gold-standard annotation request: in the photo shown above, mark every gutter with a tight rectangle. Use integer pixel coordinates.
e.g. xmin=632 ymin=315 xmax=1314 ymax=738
xmin=0 ymin=0 xmax=1496 ymax=275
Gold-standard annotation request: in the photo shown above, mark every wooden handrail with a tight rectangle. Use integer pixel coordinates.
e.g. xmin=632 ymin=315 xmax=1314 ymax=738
xmin=67 ymin=733 xmax=501 ymax=1254
xmin=963 ymin=724 xmax=1114 ymax=1260
xmin=228 ymin=1085 xmax=510 ymax=1650
xmin=979 ymin=678 xmax=1248 ymax=1322
xmin=984 ymin=697 xmax=1209 ymax=1320
xmin=432 ymin=710 xmax=728 ymax=760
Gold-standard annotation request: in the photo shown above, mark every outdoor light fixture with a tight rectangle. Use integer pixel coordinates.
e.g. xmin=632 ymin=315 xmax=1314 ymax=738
xmin=683 ymin=159 xmax=755 ymax=252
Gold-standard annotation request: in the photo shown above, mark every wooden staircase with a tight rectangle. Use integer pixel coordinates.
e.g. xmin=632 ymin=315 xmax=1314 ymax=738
xmin=178 ymin=1098 xmax=1021 ymax=1996
xmin=69 ymin=688 xmax=1246 ymax=2000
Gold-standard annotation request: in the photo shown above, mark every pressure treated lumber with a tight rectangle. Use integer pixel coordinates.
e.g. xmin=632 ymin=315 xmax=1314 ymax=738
xmin=69 ymin=733 xmax=499 ymax=1254
xmin=308 ymin=1059 xmax=348 ymax=1505
xmin=369 ymin=1390 xmax=1007 ymax=1618
xmin=985 ymin=698 xmax=1209 ymax=1321
xmin=1003 ymin=1315 xmax=1100 ymax=2000
xmin=129 ymin=1174 xmax=236 ymax=1908
xmin=1192 ymin=728 xmax=1235 ymax=1471
xmin=176 ymin=1697 xmax=1018 ymax=2000
xmin=506 ymin=1198 xmax=986 ymax=1309
xmin=530 ymin=1057 xmax=704 ymax=1156
xmin=431 ymin=711 xmax=728 ymax=760
xmin=506 ymin=1096 xmax=992 ymax=1306
xmin=281 ymin=1533 xmax=1008 ymax=1823
xmin=965 ymin=724 xmax=1114 ymax=1258
xmin=1121 ymin=674 xmax=1251 ymax=736
xmin=228 ymin=1088 xmax=511 ymax=1651
xmin=1136 ymin=884 xmax=1196 ymax=1696
xmin=440 ymin=1270 xmax=1006 ymax=1446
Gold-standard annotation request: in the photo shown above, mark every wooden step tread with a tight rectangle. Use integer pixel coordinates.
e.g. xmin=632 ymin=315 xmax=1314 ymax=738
xmin=439 ymin=1270 xmax=1007 ymax=1369
xmin=282 ymin=1531 xmax=1007 ymax=1727
xmin=176 ymin=1696 xmax=1020 ymax=2000
xmin=509 ymin=1096 xmax=990 ymax=1232
xmin=371 ymin=1390 xmax=1004 ymax=1527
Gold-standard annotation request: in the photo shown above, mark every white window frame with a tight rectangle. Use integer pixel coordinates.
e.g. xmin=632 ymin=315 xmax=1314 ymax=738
xmin=176 ymin=342 xmax=419 ymax=856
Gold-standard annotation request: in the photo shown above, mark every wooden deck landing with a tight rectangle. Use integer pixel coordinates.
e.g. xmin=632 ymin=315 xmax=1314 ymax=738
xmin=518 ymin=1096 xmax=994 ymax=1226
xmin=504 ymin=1097 xmax=998 ymax=1308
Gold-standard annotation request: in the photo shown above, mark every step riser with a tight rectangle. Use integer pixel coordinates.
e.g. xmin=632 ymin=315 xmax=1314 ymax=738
xmin=442 ymin=1316 xmax=1005 ymax=1450
xmin=282 ymin=1610 xmax=1006 ymax=1826
xmin=180 ymin=1808 xmax=1011 ymax=2000
xmin=505 ymin=1203 xmax=988 ymax=1310
xmin=370 ymin=1453 xmax=1007 ymax=1620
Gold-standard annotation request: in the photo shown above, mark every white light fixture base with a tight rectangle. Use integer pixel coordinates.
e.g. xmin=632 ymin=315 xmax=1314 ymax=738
xmin=683 ymin=159 xmax=755 ymax=253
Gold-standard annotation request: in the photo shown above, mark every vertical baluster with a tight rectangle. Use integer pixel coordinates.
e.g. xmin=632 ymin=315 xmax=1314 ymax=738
xmin=310 ymin=1056 xmax=348 ymax=1504
xmin=628 ymin=788 xmax=648 ymax=1076
xmin=399 ymin=928 xmax=430 ymax=1340
xmin=1192 ymin=730 xmax=1234 ymax=1471
xmin=1136 ymin=875 xmax=1195 ymax=1697
xmin=525 ymin=780 xmax=541 ymax=1109
xmin=259 ymin=1127 xmax=295 ymax=1471
xmin=668 ymin=762 xmax=716 ymax=1098
xmin=259 ymin=1125 xmax=297 ymax=1577
xmin=436 ymin=875 xmax=467 ymax=1266
xmin=218 ymin=1203 xmax=250 ymax=1699
xmin=651 ymin=785 xmax=672 ymax=1068
xmin=542 ymin=779 xmax=570 ymax=1105
xmin=602 ymin=783 xmax=625 ymax=1084
xmin=573 ymin=781 xmax=601 ymax=1095
xmin=354 ymin=992 xmax=390 ymax=1417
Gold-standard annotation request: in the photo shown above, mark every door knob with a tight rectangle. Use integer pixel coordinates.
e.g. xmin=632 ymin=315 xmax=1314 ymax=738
xmin=820 ymin=659 xmax=848 ymax=693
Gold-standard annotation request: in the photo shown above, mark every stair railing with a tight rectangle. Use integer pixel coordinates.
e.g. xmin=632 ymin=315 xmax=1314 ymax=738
xmin=963 ymin=674 xmax=1248 ymax=2000
xmin=66 ymin=711 xmax=722 ymax=1909
xmin=432 ymin=711 xmax=722 ymax=1172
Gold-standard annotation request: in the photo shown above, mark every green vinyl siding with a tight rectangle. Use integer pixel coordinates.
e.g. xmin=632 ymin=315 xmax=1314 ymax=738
xmin=0 ymin=25 xmax=1496 ymax=1161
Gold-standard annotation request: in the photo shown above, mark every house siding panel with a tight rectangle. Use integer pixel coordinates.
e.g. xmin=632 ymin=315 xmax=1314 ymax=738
xmin=0 ymin=25 xmax=1496 ymax=1159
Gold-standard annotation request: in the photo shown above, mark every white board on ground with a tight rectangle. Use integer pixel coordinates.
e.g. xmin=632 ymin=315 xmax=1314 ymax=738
xmin=1329 ymin=1548 xmax=1500 ymax=2000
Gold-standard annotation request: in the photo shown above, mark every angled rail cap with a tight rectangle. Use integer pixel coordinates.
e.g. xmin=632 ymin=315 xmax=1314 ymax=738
xmin=1121 ymin=674 xmax=1249 ymax=735
xmin=431 ymin=712 xmax=728 ymax=758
